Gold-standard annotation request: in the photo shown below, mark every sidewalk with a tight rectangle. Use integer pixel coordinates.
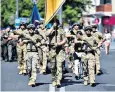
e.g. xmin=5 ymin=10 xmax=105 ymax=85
xmin=110 ymin=41 xmax=115 ymax=49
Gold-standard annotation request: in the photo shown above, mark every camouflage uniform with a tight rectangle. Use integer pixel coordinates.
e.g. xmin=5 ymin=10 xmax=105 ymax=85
xmin=81 ymin=26 xmax=97 ymax=86
xmin=73 ymin=31 xmax=85 ymax=79
xmin=92 ymin=25 xmax=103 ymax=75
xmin=37 ymin=28 xmax=48 ymax=74
xmin=47 ymin=26 xmax=67 ymax=87
xmin=23 ymin=24 xmax=42 ymax=86
xmin=14 ymin=28 xmax=28 ymax=75
xmin=1 ymin=30 xmax=13 ymax=61
xmin=67 ymin=29 xmax=78 ymax=69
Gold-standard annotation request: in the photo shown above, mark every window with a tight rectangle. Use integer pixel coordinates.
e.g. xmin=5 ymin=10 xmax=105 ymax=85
xmin=104 ymin=0 xmax=111 ymax=4
xmin=100 ymin=0 xmax=111 ymax=4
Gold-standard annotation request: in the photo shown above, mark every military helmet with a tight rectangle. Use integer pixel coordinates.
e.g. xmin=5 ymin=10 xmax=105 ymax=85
xmin=84 ymin=26 xmax=92 ymax=32
xmin=19 ymin=22 xmax=27 ymax=28
xmin=72 ymin=23 xmax=80 ymax=29
xmin=27 ymin=24 xmax=35 ymax=30
xmin=92 ymin=24 xmax=97 ymax=29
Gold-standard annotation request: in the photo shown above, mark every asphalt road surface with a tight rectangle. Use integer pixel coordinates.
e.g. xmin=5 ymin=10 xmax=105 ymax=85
xmin=1 ymin=50 xmax=115 ymax=91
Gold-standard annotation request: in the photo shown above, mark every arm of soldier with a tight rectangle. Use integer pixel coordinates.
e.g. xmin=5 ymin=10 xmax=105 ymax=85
xmin=57 ymin=38 xmax=67 ymax=46
xmin=9 ymin=32 xmax=19 ymax=40
xmin=57 ymin=32 xmax=67 ymax=46
xmin=23 ymin=39 xmax=29 ymax=43
xmin=46 ymin=27 xmax=55 ymax=36
xmin=39 ymin=29 xmax=47 ymax=41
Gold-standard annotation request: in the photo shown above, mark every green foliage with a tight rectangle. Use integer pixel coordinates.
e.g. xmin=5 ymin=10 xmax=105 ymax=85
xmin=63 ymin=0 xmax=92 ymax=24
xmin=1 ymin=0 xmax=91 ymax=28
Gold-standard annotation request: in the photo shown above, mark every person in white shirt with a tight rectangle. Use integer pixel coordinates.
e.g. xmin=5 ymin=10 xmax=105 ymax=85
xmin=103 ymin=28 xmax=112 ymax=55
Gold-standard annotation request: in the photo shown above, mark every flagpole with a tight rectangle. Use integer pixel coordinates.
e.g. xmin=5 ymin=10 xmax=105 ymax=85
xmin=59 ymin=6 xmax=62 ymax=25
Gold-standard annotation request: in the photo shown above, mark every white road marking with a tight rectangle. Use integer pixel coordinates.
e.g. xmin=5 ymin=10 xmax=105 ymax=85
xmin=49 ymin=84 xmax=55 ymax=92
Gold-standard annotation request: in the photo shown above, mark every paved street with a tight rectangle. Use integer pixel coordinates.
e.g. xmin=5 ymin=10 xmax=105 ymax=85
xmin=1 ymin=50 xmax=115 ymax=91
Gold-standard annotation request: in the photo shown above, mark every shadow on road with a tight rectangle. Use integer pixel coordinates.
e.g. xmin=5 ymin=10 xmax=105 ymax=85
xmin=35 ymin=83 xmax=50 ymax=87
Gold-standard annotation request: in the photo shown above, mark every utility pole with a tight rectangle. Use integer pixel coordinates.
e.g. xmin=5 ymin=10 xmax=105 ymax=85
xmin=16 ymin=0 xmax=19 ymax=18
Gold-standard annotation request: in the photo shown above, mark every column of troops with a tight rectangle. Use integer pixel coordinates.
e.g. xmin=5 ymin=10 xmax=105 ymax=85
xmin=1 ymin=18 xmax=106 ymax=88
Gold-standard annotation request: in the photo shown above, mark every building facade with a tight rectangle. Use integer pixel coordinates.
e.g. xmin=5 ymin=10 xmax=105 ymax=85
xmin=83 ymin=0 xmax=115 ymax=33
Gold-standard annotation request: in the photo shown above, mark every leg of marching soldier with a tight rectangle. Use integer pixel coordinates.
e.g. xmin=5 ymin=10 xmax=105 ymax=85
xmin=8 ymin=45 xmax=12 ymax=61
xmin=17 ymin=45 xmax=23 ymax=74
xmin=50 ymin=49 xmax=57 ymax=86
xmin=22 ymin=45 xmax=27 ymax=74
xmin=81 ymin=53 xmax=88 ymax=85
xmin=74 ymin=59 xmax=79 ymax=76
xmin=37 ymin=48 xmax=43 ymax=70
xmin=95 ymin=49 xmax=101 ymax=75
xmin=56 ymin=50 xmax=64 ymax=86
xmin=41 ymin=47 xmax=47 ymax=74
xmin=28 ymin=52 xmax=38 ymax=86
xmin=88 ymin=53 xmax=96 ymax=86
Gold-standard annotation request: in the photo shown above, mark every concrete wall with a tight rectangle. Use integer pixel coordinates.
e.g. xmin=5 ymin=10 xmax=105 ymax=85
xmin=112 ymin=0 xmax=115 ymax=13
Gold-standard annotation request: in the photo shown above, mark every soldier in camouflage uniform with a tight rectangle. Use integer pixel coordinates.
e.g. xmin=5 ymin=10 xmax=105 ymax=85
xmin=47 ymin=19 xmax=67 ymax=87
xmin=73 ymin=31 xmax=85 ymax=80
xmin=13 ymin=23 xmax=28 ymax=75
xmin=37 ymin=22 xmax=48 ymax=74
xmin=81 ymin=26 xmax=100 ymax=87
xmin=22 ymin=24 xmax=43 ymax=86
xmin=66 ymin=23 xmax=80 ymax=69
xmin=1 ymin=27 xmax=13 ymax=62
xmin=92 ymin=24 xmax=103 ymax=75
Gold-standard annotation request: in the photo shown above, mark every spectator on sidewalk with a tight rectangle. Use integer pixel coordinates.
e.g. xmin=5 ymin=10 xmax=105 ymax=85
xmin=103 ymin=28 xmax=112 ymax=55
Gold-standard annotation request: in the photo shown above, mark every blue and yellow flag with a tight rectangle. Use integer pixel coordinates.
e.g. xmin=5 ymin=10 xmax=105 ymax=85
xmin=45 ymin=0 xmax=66 ymax=26
xmin=31 ymin=4 xmax=41 ymax=26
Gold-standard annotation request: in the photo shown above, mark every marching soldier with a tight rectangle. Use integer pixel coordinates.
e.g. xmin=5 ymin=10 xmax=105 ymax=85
xmin=37 ymin=22 xmax=48 ymax=74
xmin=73 ymin=31 xmax=85 ymax=80
xmin=47 ymin=19 xmax=67 ymax=87
xmin=1 ymin=27 xmax=13 ymax=62
xmin=92 ymin=24 xmax=103 ymax=75
xmin=81 ymin=26 xmax=101 ymax=87
xmin=22 ymin=24 xmax=43 ymax=86
xmin=13 ymin=23 xmax=28 ymax=75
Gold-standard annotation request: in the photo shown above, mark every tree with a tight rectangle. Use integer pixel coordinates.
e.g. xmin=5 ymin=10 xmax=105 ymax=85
xmin=63 ymin=0 xmax=92 ymax=25
xmin=1 ymin=0 xmax=91 ymax=28
xmin=1 ymin=0 xmax=45 ymax=28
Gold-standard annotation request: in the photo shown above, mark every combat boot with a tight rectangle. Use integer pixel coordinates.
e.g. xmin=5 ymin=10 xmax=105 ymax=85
xmin=28 ymin=79 xmax=35 ymax=86
xmin=96 ymin=70 xmax=101 ymax=75
xmin=23 ymin=70 xmax=27 ymax=75
xmin=52 ymin=81 xmax=57 ymax=87
xmin=84 ymin=80 xmax=88 ymax=86
xmin=90 ymin=83 xmax=96 ymax=87
xmin=56 ymin=80 xmax=61 ymax=88
xmin=19 ymin=70 xmax=23 ymax=75
xmin=40 ymin=69 xmax=46 ymax=75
